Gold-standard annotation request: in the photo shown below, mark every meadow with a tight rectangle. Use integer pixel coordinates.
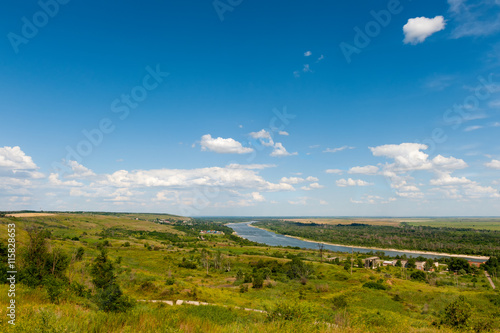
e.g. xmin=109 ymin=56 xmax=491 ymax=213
xmin=0 ymin=213 xmax=499 ymax=332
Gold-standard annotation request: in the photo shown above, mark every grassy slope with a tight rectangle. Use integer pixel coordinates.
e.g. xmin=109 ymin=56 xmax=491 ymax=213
xmin=0 ymin=214 xmax=499 ymax=332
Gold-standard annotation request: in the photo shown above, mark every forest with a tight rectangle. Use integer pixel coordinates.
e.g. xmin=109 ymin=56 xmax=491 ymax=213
xmin=253 ymin=220 xmax=500 ymax=257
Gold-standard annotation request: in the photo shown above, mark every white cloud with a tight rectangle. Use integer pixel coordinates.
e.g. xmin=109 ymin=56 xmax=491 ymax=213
xmin=464 ymin=125 xmax=483 ymax=132
xmin=403 ymin=16 xmax=446 ymax=44
xmin=65 ymin=160 xmax=96 ymax=178
xmin=430 ymin=172 xmax=472 ymax=186
xmin=278 ymin=131 xmax=289 ymax=136
xmin=49 ymin=173 xmax=84 ymax=187
xmin=0 ymin=146 xmax=38 ymax=170
xmin=301 ymin=182 xmax=324 ymax=191
xmin=304 ymin=51 xmax=312 ymax=57
xmin=448 ymin=0 xmax=500 ymax=38
xmin=370 ymin=143 xmax=432 ymax=171
xmin=305 ymin=176 xmax=319 ymax=182
xmin=325 ymin=169 xmax=343 ymax=174
xmin=323 ymin=146 xmax=355 ymax=153
xmin=431 ymin=155 xmax=468 ymax=170
xmin=200 ymin=134 xmax=254 ymax=154
xmin=303 ymin=64 xmax=312 ymax=73
xmin=249 ymin=129 xmax=274 ymax=146
xmin=281 ymin=177 xmax=304 ymax=184
xmin=485 ymin=159 xmax=500 ymax=169
xmin=348 ymin=165 xmax=379 ymax=175
xmin=317 ymin=55 xmax=324 ymax=62
xmin=270 ymin=142 xmax=298 ymax=157
xmin=289 ymin=197 xmax=308 ymax=205
xmin=336 ymin=178 xmax=372 ymax=187
xmin=99 ymin=165 xmax=294 ymax=192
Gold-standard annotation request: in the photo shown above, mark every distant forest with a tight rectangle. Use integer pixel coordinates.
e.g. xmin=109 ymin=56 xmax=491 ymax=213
xmin=254 ymin=220 xmax=500 ymax=257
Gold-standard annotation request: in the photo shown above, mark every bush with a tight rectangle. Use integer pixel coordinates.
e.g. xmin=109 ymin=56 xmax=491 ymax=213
xmin=93 ymin=284 xmax=135 ymax=312
xmin=362 ymin=282 xmax=387 ymax=290
xmin=252 ymin=274 xmax=264 ymax=289
xmin=441 ymin=296 xmax=472 ymax=329
xmin=44 ymin=276 xmax=65 ymax=304
xmin=331 ymin=295 xmax=348 ymax=310
xmin=410 ymin=270 xmax=426 ymax=282
xmin=165 ymin=277 xmax=175 ymax=286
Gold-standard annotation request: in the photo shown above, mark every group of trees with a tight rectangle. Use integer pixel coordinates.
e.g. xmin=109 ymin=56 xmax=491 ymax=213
xmin=11 ymin=227 xmax=133 ymax=312
xmin=255 ymin=221 xmax=500 ymax=257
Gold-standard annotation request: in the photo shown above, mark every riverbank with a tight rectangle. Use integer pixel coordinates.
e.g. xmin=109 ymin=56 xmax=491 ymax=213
xmin=248 ymin=223 xmax=490 ymax=261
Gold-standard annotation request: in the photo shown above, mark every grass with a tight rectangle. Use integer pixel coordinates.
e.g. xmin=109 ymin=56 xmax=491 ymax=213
xmin=284 ymin=217 xmax=500 ymax=230
xmin=1 ymin=213 xmax=499 ymax=332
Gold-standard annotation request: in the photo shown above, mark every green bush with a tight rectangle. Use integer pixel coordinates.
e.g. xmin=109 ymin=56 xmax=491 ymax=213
xmin=362 ymin=282 xmax=387 ymax=290
xmin=441 ymin=296 xmax=472 ymax=329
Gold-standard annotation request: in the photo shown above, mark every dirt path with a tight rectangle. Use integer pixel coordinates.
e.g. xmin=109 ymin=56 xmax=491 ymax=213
xmin=5 ymin=213 xmax=55 ymax=217
xmin=138 ymin=299 xmax=266 ymax=313
xmin=485 ymin=271 xmax=496 ymax=289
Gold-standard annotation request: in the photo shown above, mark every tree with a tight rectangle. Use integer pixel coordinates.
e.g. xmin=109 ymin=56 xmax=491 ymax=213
xmin=442 ymin=296 xmax=472 ymax=329
xmin=252 ymin=274 xmax=264 ymax=288
xmin=395 ymin=260 xmax=402 ymax=267
xmin=317 ymin=243 xmax=324 ymax=263
xmin=90 ymin=249 xmax=134 ymax=312
xmin=447 ymin=257 xmax=470 ymax=274
xmin=407 ymin=258 xmax=416 ymax=269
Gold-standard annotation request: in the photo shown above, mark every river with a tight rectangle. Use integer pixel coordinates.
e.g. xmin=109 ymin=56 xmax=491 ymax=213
xmin=227 ymin=221 xmax=488 ymax=262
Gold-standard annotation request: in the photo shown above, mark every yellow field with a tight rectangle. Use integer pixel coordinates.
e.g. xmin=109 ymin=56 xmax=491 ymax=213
xmin=6 ymin=213 xmax=56 ymax=217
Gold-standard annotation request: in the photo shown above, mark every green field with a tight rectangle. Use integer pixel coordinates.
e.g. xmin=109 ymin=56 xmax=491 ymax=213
xmin=1 ymin=213 xmax=499 ymax=332
xmin=404 ymin=218 xmax=500 ymax=231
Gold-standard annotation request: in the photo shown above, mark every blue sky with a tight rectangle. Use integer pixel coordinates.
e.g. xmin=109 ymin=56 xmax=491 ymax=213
xmin=1 ymin=0 xmax=500 ymax=216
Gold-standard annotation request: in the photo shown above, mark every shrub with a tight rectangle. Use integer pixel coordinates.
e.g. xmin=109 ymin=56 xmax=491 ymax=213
xmin=410 ymin=270 xmax=426 ymax=282
xmin=331 ymin=295 xmax=348 ymax=310
xmin=362 ymin=282 xmax=387 ymax=290
xmin=44 ymin=276 xmax=65 ymax=304
xmin=165 ymin=277 xmax=175 ymax=286
xmin=75 ymin=247 xmax=85 ymax=261
xmin=252 ymin=274 xmax=264 ymax=289
xmin=441 ymin=296 xmax=472 ymax=329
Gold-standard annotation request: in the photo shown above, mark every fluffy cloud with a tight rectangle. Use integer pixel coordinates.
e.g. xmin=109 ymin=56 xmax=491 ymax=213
xmin=323 ymin=146 xmax=354 ymax=153
xmin=485 ymin=159 xmax=500 ymax=169
xmin=348 ymin=165 xmax=379 ymax=175
xmin=249 ymin=129 xmax=274 ymax=146
xmin=301 ymin=183 xmax=324 ymax=191
xmin=336 ymin=178 xmax=372 ymax=187
xmin=270 ymin=142 xmax=298 ymax=157
xmin=304 ymin=51 xmax=312 ymax=56
xmin=65 ymin=160 xmax=96 ymax=178
xmin=431 ymin=155 xmax=468 ymax=170
xmin=99 ymin=165 xmax=294 ymax=192
xmin=370 ymin=143 xmax=432 ymax=171
xmin=403 ymin=16 xmax=446 ymax=44
xmin=278 ymin=131 xmax=289 ymax=136
xmin=0 ymin=146 xmax=43 ymax=179
xmin=200 ymin=134 xmax=254 ymax=154
xmin=429 ymin=172 xmax=472 ymax=186
xmin=49 ymin=173 xmax=84 ymax=187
